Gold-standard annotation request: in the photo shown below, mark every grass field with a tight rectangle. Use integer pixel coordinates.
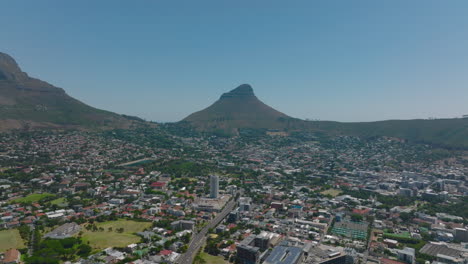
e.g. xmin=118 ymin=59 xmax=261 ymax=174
xmin=384 ymin=231 xmax=411 ymax=239
xmin=10 ymin=193 xmax=55 ymax=203
xmin=50 ymin=197 xmax=67 ymax=206
xmin=200 ymin=252 xmax=229 ymax=264
xmin=321 ymin=189 xmax=342 ymax=197
xmin=81 ymin=220 xmax=152 ymax=249
xmin=0 ymin=229 xmax=25 ymax=253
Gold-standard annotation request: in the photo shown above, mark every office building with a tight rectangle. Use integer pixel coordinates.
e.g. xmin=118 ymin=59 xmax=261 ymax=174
xmin=237 ymin=244 xmax=260 ymax=264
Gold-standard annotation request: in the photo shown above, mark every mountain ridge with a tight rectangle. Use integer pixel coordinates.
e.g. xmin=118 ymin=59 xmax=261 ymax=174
xmin=0 ymin=52 xmax=134 ymax=131
xmin=2 ymin=52 xmax=467 ymax=149
xmin=182 ymin=84 xmax=468 ymax=148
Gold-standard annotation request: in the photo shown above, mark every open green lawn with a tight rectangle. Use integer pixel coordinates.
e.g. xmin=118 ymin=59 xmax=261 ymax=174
xmin=384 ymin=231 xmax=411 ymax=239
xmin=10 ymin=193 xmax=55 ymax=203
xmin=200 ymin=252 xmax=229 ymax=264
xmin=321 ymin=189 xmax=342 ymax=197
xmin=0 ymin=229 xmax=25 ymax=253
xmin=50 ymin=197 xmax=67 ymax=206
xmin=81 ymin=220 xmax=152 ymax=249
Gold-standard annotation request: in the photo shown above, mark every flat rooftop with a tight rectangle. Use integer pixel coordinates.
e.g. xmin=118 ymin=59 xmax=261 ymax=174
xmin=264 ymin=245 xmax=303 ymax=264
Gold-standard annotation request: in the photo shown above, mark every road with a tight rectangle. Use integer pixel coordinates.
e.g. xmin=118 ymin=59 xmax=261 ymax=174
xmin=177 ymin=196 xmax=238 ymax=264
xmin=116 ymin=158 xmax=155 ymax=167
xmin=319 ymin=215 xmax=334 ymax=242
xmin=362 ymin=220 xmax=374 ymax=264
xmin=28 ymin=224 xmax=36 ymax=256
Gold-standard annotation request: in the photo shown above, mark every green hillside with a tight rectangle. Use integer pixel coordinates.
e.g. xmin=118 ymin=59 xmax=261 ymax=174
xmin=0 ymin=52 xmax=133 ymax=130
xmin=309 ymin=118 xmax=468 ymax=149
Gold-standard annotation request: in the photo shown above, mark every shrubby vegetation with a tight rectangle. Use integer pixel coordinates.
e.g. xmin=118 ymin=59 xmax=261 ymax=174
xmin=421 ymin=196 xmax=468 ymax=219
xmin=27 ymin=237 xmax=91 ymax=264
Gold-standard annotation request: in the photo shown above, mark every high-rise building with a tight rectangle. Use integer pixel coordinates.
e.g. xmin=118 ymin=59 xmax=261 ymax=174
xmin=237 ymin=244 xmax=260 ymax=264
xmin=228 ymin=208 xmax=240 ymax=223
xmin=210 ymin=175 xmax=219 ymax=199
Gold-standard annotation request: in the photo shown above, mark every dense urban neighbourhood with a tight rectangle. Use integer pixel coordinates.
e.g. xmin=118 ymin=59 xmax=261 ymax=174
xmin=0 ymin=127 xmax=467 ymax=264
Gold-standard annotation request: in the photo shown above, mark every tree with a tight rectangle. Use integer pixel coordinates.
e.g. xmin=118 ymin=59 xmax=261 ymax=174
xmin=164 ymin=240 xmax=172 ymax=249
xmin=178 ymin=245 xmax=188 ymax=253
xmin=351 ymin=214 xmax=363 ymax=222
xmin=193 ymin=254 xmax=207 ymax=264
xmin=400 ymin=212 xmax=413 ymax=223
xmin=254 ymin=227 xmax=261 ymax=234
xmin=77 ymin=244 xmax=92 ymax=257
xmin=18 ymin=224 xmax=31 ymax=241
xmin=205 ymin=240 xmax=220 ymax=255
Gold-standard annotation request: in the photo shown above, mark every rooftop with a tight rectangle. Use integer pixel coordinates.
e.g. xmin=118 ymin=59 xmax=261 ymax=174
xmin=264 ymin=245 xmax=303 ymax=264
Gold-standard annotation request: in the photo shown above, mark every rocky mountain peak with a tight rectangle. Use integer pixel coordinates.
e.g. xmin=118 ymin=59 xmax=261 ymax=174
xmin=0 ymin=52 xmax=28 ymax=81
xmin=219 ymin=84 xmax=256 ymax=99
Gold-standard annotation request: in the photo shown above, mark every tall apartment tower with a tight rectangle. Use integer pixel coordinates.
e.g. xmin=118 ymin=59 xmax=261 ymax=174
xmin=210 ymin=175 xmax=219 ymax=199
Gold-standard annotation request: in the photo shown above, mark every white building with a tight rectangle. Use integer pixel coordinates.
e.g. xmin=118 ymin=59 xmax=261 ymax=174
xmin=397 ymin=247 xmax=415 ymax=264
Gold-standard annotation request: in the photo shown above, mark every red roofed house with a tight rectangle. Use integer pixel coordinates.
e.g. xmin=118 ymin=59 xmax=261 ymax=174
xmin=159 ymin=249 xmax=173 ymax=256
xmin=2 ymin=248 xmax=21 ymax=264
xmin=380 ymin=258 xmax=406 ymax=264
xmin=353 ymin=208 xmax=371 ymax=215
xmin=151 ymin=182 xmax=166 ymax=190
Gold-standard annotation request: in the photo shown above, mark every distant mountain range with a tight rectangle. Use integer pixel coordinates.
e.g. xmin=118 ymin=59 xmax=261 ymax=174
xmin=182 ymin=84 xmax=468 ymax=149
xmin=1 ymin=52 xmax=467 ymax=149
xmin=0 ymin=52 xmax=134 ymax=130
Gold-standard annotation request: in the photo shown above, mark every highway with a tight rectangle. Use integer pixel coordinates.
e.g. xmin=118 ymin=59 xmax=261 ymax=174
xmin=177 ymin=196 xmax=237 ymax=264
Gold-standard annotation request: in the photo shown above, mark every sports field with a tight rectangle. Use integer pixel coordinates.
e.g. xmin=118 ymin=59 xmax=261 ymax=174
xmin=50 ymin=197 xmax=67 ymax=206
xmin=200 ymin=252 xmax=229 ymax=264
xmin=10 ymin=193 xmax=55 ymax=203
xmin=384 ymin=231 xmax=411 ymax=239
xmin=81 ymin=220 xmax=152 ymax=249
xmin=0 ymin=229 xmax=25 ymax=253
xmin=320 ymin=189 xmax=342 ymax=197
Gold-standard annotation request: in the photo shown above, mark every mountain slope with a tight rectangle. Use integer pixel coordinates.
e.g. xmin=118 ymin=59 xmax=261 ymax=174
xmin=0 ymin=52 xmax=132 ymax=130
xmin=183 ymin=84 xmax=297 ymax=133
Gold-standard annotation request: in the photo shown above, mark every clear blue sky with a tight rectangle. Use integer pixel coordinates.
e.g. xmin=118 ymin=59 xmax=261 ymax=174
xmin=1 ymin=0 xmax=468 ymax=122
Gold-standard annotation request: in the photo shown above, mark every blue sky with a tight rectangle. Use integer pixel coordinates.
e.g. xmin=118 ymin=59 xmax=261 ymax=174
xmin=1 ymin=0 xmax=468 ymax=122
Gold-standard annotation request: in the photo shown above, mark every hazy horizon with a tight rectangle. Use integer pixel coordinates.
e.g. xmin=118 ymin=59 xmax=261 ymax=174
xmin=2 ymin=0 xmax=468 ymax=122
